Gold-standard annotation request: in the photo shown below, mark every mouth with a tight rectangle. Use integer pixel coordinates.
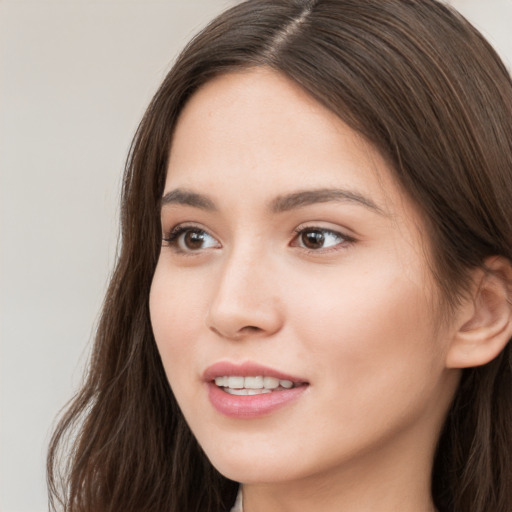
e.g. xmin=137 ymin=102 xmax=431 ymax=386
xmin=213 ymin=375 xmax=302 ymax=395
xmin=204 ymin=362 xmax=309 ymax=418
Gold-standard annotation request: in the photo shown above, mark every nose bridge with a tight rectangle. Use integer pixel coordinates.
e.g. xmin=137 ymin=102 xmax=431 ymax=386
xmin=206 ymin=240 xmax=282 ymax=339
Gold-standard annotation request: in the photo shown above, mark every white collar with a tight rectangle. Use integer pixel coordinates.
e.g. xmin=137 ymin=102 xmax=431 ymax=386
xmin=230 ymin=487 xmax=243 ymax=512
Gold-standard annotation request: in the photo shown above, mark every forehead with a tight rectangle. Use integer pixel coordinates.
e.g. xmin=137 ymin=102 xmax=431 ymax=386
xmin=166 ymin=68 xmax=410 ymax=218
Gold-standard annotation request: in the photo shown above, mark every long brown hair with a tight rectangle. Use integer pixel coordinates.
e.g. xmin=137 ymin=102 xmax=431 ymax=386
xmin=47 ymin=1 xmax=512 ymax=511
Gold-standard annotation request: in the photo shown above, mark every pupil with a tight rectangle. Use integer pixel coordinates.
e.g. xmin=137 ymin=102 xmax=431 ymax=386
xmin=303 ymin=230 xmax=324 ymax=249
xmin=185 ymin=231 xmax=204 ymax=249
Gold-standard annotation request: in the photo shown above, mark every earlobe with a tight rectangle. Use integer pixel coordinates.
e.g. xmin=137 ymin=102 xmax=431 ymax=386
xmin=446 ymin=256 xmax=512 ymax=369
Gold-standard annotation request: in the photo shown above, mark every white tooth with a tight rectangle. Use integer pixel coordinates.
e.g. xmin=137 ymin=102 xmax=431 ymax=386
xmin=263 ymin=376 xmax=279 ymax=389
xmin=280 ymin=379 xmax=293 ymax=389
xmin=248 ymin=389 xmax=272 ymax=395
xmin=214 ymin=377 xmax=225 ymax=386
xmin=225 ymin=388 xmax=250 ymax=395
xmin=228 ymin=376 xmax=244 ymax=389
xmin=244 ymin=376 xmax=264 ymax=389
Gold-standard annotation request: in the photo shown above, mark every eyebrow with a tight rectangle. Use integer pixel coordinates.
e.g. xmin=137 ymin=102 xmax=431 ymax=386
xmin=160 ymin=189 xmax=217 ymax=211
xmin=270 ymin=188 xmax=385 ymax=215
xmin=160 ymin=187 xmax=385 ymax=215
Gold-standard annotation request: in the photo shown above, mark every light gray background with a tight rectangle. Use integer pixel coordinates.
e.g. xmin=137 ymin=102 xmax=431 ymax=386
xmin=1 ymin=1 xmax=511 ymax=511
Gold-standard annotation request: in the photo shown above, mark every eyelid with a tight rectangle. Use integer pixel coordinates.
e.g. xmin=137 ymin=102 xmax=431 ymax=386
xmin=161 ymin=221 xmax=355 ymax=255
xmin=162 ymin=223 xmax=221 ymax=254
xmin=291 ymin=224 xmax=356 ymax=252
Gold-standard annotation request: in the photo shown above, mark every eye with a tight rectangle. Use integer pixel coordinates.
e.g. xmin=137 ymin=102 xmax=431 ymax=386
xmin=292 ymin=227 xmax=351 ymax=251
xmin=163 ymin=226 xmax=221 ymax=253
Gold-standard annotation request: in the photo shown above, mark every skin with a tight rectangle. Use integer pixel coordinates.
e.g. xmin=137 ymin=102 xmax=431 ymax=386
xmin=149 ymin=68 xmax=463 ymax=512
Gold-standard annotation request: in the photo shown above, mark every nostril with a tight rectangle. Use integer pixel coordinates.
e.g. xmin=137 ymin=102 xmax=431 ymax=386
xmin=205 ymin=294 xmax=283 ymax=339
xmin=209 ymin=324 xmax=264 ymax=341
xmin=237 ymin=326 xmax=264 ymax=337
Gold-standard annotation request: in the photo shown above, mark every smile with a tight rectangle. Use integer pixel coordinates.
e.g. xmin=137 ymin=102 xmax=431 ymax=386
xmin=214 ymin=376 xmax=296 ymax=395
xmin=204 ymin=362 xmax=309 ymax=418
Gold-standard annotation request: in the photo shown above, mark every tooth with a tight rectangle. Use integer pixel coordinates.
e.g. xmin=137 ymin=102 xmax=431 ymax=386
xmin=225 ymin=388 xmax=249 ymax=395
xmin=217 ymin=375 xmax=296 ymax=390
xmin=244 ymin=376 xmax=264 ymax=389
xmin=263 ymin=376 xmax=279 ymax=389
xmin=227 ymin=376 xmax=244 ymax=389
xmin=248 ymin=389 xmax=272 ymax=395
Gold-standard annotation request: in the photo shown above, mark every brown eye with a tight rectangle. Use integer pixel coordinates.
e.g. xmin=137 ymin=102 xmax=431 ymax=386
xmin=164 ymin=227 xmax=220 ymax=252
xmin=301 ymin=230 xmax=326 ymax=249
xmin=295 ymin=228 xmax=347 ymax=251
xmin=183 ymin=230 xmax=208 ymax=250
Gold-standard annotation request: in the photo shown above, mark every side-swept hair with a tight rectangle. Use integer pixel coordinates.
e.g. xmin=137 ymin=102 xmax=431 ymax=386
xmin=48 ymin=1 xmax=512 ymax=511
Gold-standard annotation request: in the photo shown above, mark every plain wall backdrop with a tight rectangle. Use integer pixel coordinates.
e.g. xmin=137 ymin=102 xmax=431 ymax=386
xmin=1 ymin=1 xmax=511 ymax=511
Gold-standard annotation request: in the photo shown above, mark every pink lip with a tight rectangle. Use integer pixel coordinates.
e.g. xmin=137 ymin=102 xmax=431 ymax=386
xmin=204 ymin=361 xmax=308 ymax=419
xmin=203 ymin=361 xmax=306 ymax=382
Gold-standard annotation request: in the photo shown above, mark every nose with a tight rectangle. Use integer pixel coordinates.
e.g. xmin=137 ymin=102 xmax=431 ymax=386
xmin=205 ymin=248 xmax=284 ymax=341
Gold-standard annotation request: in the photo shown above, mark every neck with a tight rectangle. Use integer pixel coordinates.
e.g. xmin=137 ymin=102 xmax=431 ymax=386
xmin=241 ymin=425 xmax=439 ymax=512
xmin=242 ymin=471 xmax=437 ymax=512
xmin=242 ymin=481 xmax=437 ymax=512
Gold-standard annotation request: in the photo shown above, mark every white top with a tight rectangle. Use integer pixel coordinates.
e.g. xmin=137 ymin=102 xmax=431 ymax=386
xmin=230 ymin=488 xmax=243 ymax=512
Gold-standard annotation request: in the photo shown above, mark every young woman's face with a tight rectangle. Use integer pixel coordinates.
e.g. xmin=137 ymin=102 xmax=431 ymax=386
xmin=150 ymin=69 xmax=460 ymax=488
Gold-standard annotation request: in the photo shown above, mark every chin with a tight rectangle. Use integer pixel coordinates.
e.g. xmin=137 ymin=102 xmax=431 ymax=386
xmin=212 ymin=460 xmax=294 ymax=485
xmin=202 ymin=441 xmax=301 ymax=484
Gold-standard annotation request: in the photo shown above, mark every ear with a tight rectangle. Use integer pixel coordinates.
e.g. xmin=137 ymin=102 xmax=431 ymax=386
xmin=446 ymin=256 xmax=512 ymax=369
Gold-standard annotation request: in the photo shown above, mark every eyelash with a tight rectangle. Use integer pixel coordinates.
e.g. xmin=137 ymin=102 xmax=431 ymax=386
xmin=162 ymin=224 xmax=355 ymax=255
xmin=292 ymin=225 xmax=355 ymax=254
xmin=162 ymin=224 xmax=220 ymax=254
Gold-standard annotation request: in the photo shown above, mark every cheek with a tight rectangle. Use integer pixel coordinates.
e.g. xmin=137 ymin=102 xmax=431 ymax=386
xmin=150 ymin=258 xmax=210 ymax=331
xmin=286 ymin=255 xmax=443 ymax=409
xmin=149 ymin=264 xmax=207 ymax=386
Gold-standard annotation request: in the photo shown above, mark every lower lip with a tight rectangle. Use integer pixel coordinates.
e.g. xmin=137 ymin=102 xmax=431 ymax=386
xmin=207 ymin=382 xmax=308 ymax=419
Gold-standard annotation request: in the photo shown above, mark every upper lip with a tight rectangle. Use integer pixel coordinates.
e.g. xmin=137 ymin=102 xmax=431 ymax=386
xmin=203 ymin=361 xmax=307 ymax=384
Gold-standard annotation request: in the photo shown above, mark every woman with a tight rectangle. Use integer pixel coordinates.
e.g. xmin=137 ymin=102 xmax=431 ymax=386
xmin=47 ymin=1 xmax=512 ymax=511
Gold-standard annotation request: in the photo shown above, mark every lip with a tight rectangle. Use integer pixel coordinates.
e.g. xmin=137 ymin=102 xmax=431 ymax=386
xmin=203 ymin=361 xmax=306 ymax=383
xmin=204 ymin=361 xmax=309 ymax=419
